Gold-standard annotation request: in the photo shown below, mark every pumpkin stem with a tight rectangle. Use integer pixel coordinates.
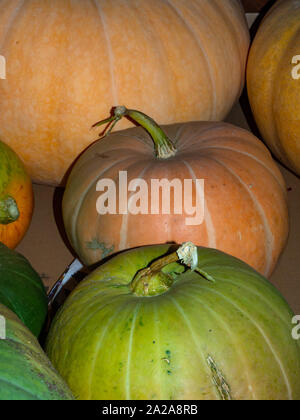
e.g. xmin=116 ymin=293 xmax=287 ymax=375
xmin=0 ymin=196 xmax=20 ymax=225
xmin=131 ymin=242 xmax=199 ymax=297
xmin=94 ymin=106 xmax=177 ymax=159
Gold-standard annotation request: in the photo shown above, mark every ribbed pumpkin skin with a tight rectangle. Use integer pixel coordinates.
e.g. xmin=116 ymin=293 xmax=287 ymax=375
xmin=63 ymin=121 xmax=288 ymax=277
xmin=0 ymin=243 xmax=47 ymax=337
xmin=0 ymin=141 xmax=33 ymax=248
xmin=247 ymin=0 xmax=300 ymax=175
xmin=46 ymin=245 xmax=300 ymax=400
xmin=0 ymin=305 xmax=74 ymax=400
xmin=0 ymin=0 xmax=249 ymax=185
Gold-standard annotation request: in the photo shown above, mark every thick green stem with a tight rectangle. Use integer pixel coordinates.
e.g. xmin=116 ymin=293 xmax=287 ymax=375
xmin=94 ymin=106 xmax=177 ymax=159
xmin=0 ymin=196 xmax=20 ymax=225
xmin=131 ymin=242 xmax=199 ymax=297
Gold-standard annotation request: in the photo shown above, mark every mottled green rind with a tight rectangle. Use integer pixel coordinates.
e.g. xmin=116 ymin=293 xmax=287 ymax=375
xmin=0 ymin=141 xmax=29 ymax=196
xmin=46 ymin=245 xmax=300 ymax=400
xmin=0 ymin=243 xmax=47 ymax=337
xmin=0 ymin=305 xmax=74 ymax=400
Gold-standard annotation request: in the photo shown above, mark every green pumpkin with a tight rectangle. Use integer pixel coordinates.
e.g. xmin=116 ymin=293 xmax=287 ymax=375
xmin=46 ymin=243 xmax=300 ymax=400
xmin=0 ymin=304 xmax=74 ymax=400
xmin=0 ymin=243 xmax=47 ymax=337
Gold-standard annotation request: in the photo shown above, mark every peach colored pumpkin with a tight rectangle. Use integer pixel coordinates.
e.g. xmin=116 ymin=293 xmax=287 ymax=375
xmin=247 ymin=0 xmax=300 ymax=176
xmin=0 ymin=0 xmax=249 ymax=185
xmin=63 ymin=107 xmax=289 ymax=277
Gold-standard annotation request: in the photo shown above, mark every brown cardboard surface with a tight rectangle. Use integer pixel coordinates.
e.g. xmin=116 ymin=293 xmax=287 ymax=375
xmin=15 ymin=100 xmax=300 ymax=314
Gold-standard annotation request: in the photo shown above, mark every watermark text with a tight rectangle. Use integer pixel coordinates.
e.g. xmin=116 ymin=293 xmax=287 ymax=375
xmin=0 ymin=55 xmax=6 ymax=79
xmin=292 ymin=55 xmax=300 ymax=80
xmin=292 ymin=315 xmax=300 ymax=340
xmin=96 ymin=171 xmax=205 ymax=226
xmin=0 ymin=315 xmax=6 ymax=340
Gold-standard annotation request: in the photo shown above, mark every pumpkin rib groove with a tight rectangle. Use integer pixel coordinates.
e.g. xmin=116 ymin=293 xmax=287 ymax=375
xmin=180 ymin=290 xmax=256 ymax=400
xmin=183 ymin=131 xmax=270 ymax=154
xmin=93 ymin=0 xmax=118 ymax=105
xmin=130 ymin=1 xmax=174 ymax=114
xmin=87 ymin=299 xmax=130 ymax=400
xmin=0 ymin=267 xmax=45 ymax=292
xmin=79 ymin=275 xmax=129 ymax=290
xmin=271 ymin=39 xmax=296 ymax=159
xmin=178 ymin=125 xmax=222 ymax=151
xmin=192 ymin=284 xmax=293 ymax=400
xmin=167 ymin=295 xmax=220 ymax=400
xmin=71 ymin=149 xmax=148 ymax=186
xmin=0 ymin=377 xmax=41 ymax=400
xmin=189 ymin=272 xmax=291 ymax=332
xmin=72 ymin=156 xmax=138 ymax=251
xmin=153 ymin=302 xmax=164 ymax=399
xmin=0 ymin=244 xmax=47 ymax=337
xmin=207 ymin=155 xmax=274 ymax=277
xmin=58 ymin=291 xmax=127 ymax=334
xmin=125 ymin=302 xmax=140 ymax=400
xmin=0 ymin=305 xmax=74 ymax=400
xmin=194 ymin=265 xmax=291 ymax=316
xmin=114 ymin=133 xmax=155 ymax=151
xmin=0 ymin=290 xmax=25 ymax=324
xmin=60 ymin=284 xmax=131 ymax=320
xmin=83 ymin=156 xmax=149 ymax=261
xmin=182 ymin=159 xmax=216 ymax=248
xmin=166 ymin=0 xmax=216 ymax=119
xmin=173 ymin=124 xmax=186 ymax=148
xmin=209 ymin=0 xmax=244 ymax=92
xmin=92 ymin=144 xmax=151 ymax=156
xmin=58 ymin=294 xmax=131 ymax=370
xmin=0 ymin=0 xmax=24 ymax=50
xmin=273 ymin=25 xmax=300 ymax=161
xmin=189 ymin=145 xmax=286 ymax=195
xmin=119 ymin=162 xmax=153 ymax=250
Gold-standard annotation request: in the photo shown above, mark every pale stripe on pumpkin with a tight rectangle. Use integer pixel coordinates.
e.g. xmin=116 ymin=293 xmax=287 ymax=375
xmin=125 ymin=303 xmax=141 ymax=400
xmin=183 ymin=160 xmax=217 ymax=249
xmin=94 ymin=0 xmax=118 ymax=106
xmin=198 ymin=285 xmax=293 ymax=400
xmin=209 ymin=157 xmax=274 ymax=278
xmin=119 ymin=163 xmax=152 ymax=251
xmin=180 ymin=291 xmax=258 ymax=400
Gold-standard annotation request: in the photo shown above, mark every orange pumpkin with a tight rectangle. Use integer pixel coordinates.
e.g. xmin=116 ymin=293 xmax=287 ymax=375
xmin=0 ymin=0 xmax=249 ymax=185
xmin=247 ymin=0 xmax=300 ymax=176
xmin=0 ymin=140 xmax=33 ymax=248
xmin=63 ymin=107 xmax=289 ymax=277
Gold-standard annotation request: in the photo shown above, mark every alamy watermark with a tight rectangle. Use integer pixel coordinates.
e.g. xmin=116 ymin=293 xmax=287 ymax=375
xmin=0 ymin=315 xmax=6 ymax=340
xmin=292 ymin=55 xmax=300 ymax=80
xmin=96 ymin=171 xmax=205 ymax=226
xmin=292 ymin=316 xmax=300 ymax=340
xmin=0 ymin=55 xmax=6 ymax=79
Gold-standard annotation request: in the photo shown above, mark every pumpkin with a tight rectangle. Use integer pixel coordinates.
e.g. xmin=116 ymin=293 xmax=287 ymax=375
xmin=0 ymin=304 xmax=74 ymax=400
xmin=0 ymin=243 xmax=47 ymax=337
xmin=46 ymin=243 xmax=300 ymax=400
xmin=0 ymin=0 xmax=249 ymax=185
xmin=63 ymin=107 xmax=288 ymax=277
xmin=247 ymin=0 xmax=300 ymax=176
xmin=0 ymin=140 xmax=33 ymax=248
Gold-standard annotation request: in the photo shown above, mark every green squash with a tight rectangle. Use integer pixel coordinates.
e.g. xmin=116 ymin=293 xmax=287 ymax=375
xmin=0 ymin=243 xmax=47 ymax=337
xmin=46 ymin=243 xmax=300 ymax=400
xmin=0 ymin=304 xmax=74 ymax=400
